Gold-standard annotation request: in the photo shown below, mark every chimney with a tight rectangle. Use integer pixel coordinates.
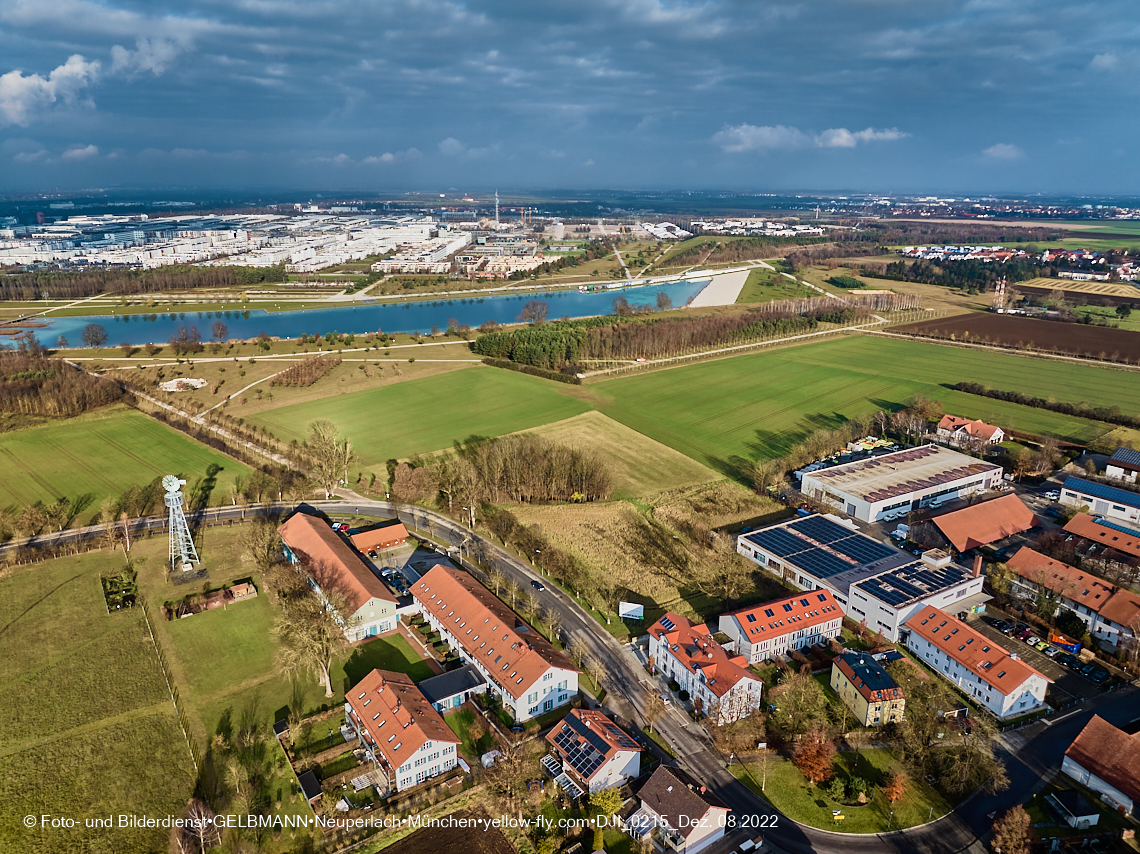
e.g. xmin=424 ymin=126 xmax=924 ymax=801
xmin=972 ymin=554 xmax=983 ymax=578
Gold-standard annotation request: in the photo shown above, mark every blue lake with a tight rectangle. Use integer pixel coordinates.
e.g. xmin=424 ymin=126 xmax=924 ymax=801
xmin=34 ymin=279 xmax=711 ymax=347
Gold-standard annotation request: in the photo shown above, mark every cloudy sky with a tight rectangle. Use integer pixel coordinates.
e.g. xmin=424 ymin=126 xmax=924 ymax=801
xmin=0 ymin=0 xmax=1135 ymax=194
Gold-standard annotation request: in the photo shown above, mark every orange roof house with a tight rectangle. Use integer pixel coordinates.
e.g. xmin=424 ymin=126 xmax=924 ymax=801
xmin=278 ymin=511 xmax=398 ymax=641
xmin=1063 ymin=513 xmax=1140 ymax=562
xmin=352 ymin=522 xmax=409 ymax=552
xmin=936 ymin=414 xmax=1005 ymax=443
xmin=345 ymin=669 xmax=460 ymax=794
xmin=929 ymin=493 xmax=1038 ymax=552
xmin=1063 ymin=716 xmax=1140 ymax=815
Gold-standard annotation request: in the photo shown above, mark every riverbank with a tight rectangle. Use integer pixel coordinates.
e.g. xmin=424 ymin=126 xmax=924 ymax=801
xmin=687 ymin=269 xmax=750 ymax=307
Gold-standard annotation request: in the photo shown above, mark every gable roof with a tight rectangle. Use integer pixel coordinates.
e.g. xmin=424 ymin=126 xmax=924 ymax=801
xmin=637 ymin=767 xmax=729 ymax=835
xmin=834 ymin=652 xmax=904 ymax=703
xmin=1009 ymin=545 xmax=1140 ymax=629
xmin=546 ymin=709 xmax=641 ymax=783
xmin=1108 ymin=447 xmax=1140 ymax=473
xmin=937 ymin=414 xmax=1003 ymax=441
xmin=1063 ymin=513 xmax=1140 ymax=561
xmin=723 ymin=589 xmax=843 ymax=642
xmin=411 ymin=565 xmax=577 ymax=700
xmin=352 ymin=523 xmax=409 ymax=551
xmin=278 ymin=512 xmax=397 ymax=613
xmin=348 ymin=669 xmax=459 ymax=775
xmin=648 ymin=612 xmax=760 ymax=699
xmin=930 ymin=493 xmax=1038 ymax=552
xmin=1065 ymin=715 xmax=1140 ymax=805
xmin=905 ymin=605 xmax=1050 ymax=696
xmin=1063 ymin=477 xmax=1140 ymax=510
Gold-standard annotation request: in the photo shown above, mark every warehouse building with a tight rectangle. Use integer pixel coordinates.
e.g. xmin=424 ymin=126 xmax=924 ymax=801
xmin=1060 ymin=477 xmax=1140 ymax=528
xmin=799 ymin=444 xmax=1003 ymax=523
xmin=737 ymin=514 xmax=986 ymax=640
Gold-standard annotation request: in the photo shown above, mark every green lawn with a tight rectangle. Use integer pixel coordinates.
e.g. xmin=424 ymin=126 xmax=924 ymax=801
xmin=444 ymin=707 xmax=496 ymax=761
xmin=248 ymin=367 xmax=591 ymax=467
xmin=0 ymin=550 xmax=194 ymax=854
xmin=593 ymin=335 xmax=1128 ymax=468
xmin=0 ymin=404 xmax=252 ymax=511
xmin=736 ymin=268 xmax=816 ymax=304
xmin=732 ymin=748 xmax=952 ymax=833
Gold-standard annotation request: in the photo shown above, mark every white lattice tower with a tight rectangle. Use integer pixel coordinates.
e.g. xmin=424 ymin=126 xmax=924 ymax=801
xmin=163 ymin=475 xmax=200 ymax=571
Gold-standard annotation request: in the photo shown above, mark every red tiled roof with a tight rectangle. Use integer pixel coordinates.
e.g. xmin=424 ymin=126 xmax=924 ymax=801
xmin=723 ymin=589 xmax=842 ymax=642
xmin=1009 ymin=545 xmax=1140 ymax=629
xmin=1065 ymin=716 xmax=1140 ymax=805
xmin=648 ymin=612 xmax=760 ymax=699
xmin=937 ymin=414 xmax=1003 ymax=441
xmin=545 ymin=709 xmax=641 ymax=782
xmin=905 ymin=605 xmax=1050 ymax=696
xmin=352 ymin=523 xmax=409 ymax=551
xmin=931 ymin=493 xmax=1038 ymax=552
xmin=348 ymin=669 xmax=458 ymax=776
xmin=1064 ymin=513 xmax=1140 ymax=560
xmin=278 ymin=512 xmax=396 ymax=613
xmin=412 ymin=565 xmax=577 ymax=701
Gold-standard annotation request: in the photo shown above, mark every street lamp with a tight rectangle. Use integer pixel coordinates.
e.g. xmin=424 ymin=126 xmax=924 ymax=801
xmin=887 ymin=810 xmax=894 ymax=832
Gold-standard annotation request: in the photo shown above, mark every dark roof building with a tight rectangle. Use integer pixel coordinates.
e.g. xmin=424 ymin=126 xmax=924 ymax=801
xmin=416 ymin=664 xmax=486 ymax=712
xmin=635 ymin=767 xmax=731 ymax=854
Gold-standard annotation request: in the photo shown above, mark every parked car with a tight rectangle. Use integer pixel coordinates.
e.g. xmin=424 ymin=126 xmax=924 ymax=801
xmin=1016 ymin=628 xmax=1033 ymax=641
xmin=1088 ymin=668 xmax=1110 ymax=685
xmin=1078 ymin=663 xmax=1097 ymax=677
xmin=530 ymin=580 xmax=545 ymax=591
xmin=1034 ymin=640 xmax=1049 ymax=652
xmin=994 ymin=621 xmax=1011 ymax=633
xmin=1025 ymin=635 xmax=1041 ymax=647
xmin=1044 ymin=646 xmax=1061 ymax=658
xmin=1043 ymin=490 xmax=1060 ymax=500
xmin=1057 ymin=653 xmax=1077 ymax=668
xmin=1065 ymin=656 xmax=1086 ymax=671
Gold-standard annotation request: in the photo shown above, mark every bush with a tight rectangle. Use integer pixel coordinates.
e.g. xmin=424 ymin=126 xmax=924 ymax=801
xmin=678 ymin=690 xmax=690 ymax=702
xmin=828 ymin=275 xmax=865 ymax=289
xmin=667 ymin=678 xmax=680 ymax=692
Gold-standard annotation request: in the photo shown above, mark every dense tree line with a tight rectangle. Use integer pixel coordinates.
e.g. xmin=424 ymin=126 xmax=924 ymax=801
xmin=953 ymin=381 xmax=1140 ymax=430
xmin=395 ymin=433 xmax=612 ymax=507
xmin=866 ymin=258 xmax=1044 ymax=291
xmin=0 ymin=351 xmax=125 ymax=417
xmin=0 ymin=264 xmax=286 ymax=301
xmin=473 ymin=302 xmax=871 ymax=370
xmin=270 ymin=355 xmax=342 ymax=388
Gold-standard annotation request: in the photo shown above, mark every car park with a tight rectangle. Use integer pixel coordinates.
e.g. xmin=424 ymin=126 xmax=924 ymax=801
xmin=1078 ymin=663 xmax=1097 ymax=677
xmin=1088 ymin=668 xmax=1110 ymax=685
xmin=1066 ymin=657 xmax=1086 ymax=671
xmin=1034 ymin=640 xmax=1049 ymax=651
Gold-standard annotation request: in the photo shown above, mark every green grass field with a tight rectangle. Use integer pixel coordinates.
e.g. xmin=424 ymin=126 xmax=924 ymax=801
xmin=736 ymin=268 xmax=816 ymax=304
xmin=248 ymin=366 xmax=591 ymax=468
xmin=444 ymin=707 xmax=496 ymax=761
xmin=592 ymin=335 xmax=1130 ymax=467
xmin=732 ymin=748 xmax=952 ymax=833
xmin=0 ymin=550 xmax=194 ymax=854
xmin=0 ymin=404 xmax=253 ymax=512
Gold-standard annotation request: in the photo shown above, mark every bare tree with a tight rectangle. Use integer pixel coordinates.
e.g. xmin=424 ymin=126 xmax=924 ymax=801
xmin=239 ymin=520 xmax=283 ymax=572
xmin=273 ymin=570 xmax=354 ymax=697
xmin=644 ymin=691 xmax=666 ymax=734
xmin=307 ymin=419 xmax=355 ymax=498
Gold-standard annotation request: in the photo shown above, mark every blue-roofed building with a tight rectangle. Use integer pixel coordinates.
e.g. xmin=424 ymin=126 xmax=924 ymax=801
xmin=1105 ymin=448 xmax=1140 ymax=485
xmin=737 ymin=515 xmax=986 ymax=641
xmin=1061 ymin=477 xmax=1140 ymax=527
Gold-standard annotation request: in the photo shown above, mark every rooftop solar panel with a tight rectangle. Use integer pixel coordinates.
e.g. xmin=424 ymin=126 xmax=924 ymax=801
xmin=794 ymin=549 xmax=854 ymax=579
xmin=788 ymin=515 xmax=853 ymax=544
xmin=751 ymin=528 xmax=813 ymax=558
xmin=831 ymin=537 xmax=896 ymax=564
xmin=1063 ymin=477 xmax=1140 ymax=508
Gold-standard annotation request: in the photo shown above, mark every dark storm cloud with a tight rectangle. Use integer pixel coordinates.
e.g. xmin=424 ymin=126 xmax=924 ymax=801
xmin=0 ymin=0 xmax=1135 ymax=192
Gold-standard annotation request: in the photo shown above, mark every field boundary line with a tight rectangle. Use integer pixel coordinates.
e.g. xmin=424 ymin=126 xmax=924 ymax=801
xmin=140 ymin=597 xmax=201 ymax=775
xmin=863 ymin=329 xmax=1140 ymax=374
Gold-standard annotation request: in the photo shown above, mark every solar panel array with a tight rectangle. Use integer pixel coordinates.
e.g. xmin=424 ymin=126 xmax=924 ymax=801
xmin=744 ymin=516 xmax=898 ymax=579
xmin=1094 ymin=517 xmax=1140 ymax=538
xmin=856 ymin=562 xmax=969 ymax=607
xmin=1064 ymin=477 xmax=1140 ymax=508
xmin=553 ymin=725 xmax=606 ymax=780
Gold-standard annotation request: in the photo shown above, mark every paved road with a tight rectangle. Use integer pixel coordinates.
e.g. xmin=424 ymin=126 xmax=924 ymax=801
xmin=8 ymin=499 xmax=1138 ymax=854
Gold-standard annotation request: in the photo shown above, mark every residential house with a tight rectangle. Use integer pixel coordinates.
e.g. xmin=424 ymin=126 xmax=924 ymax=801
xmin=648 ymin=612 xmax=763 ymax=722
xmin=1007 ymin=547 xmax=1140 ymax=650
xmin=628 ymin=767 xmax=731 ymax=854
xmin=936 ymin=415 xmax=1005 ymax=447
xmin=830 ymin=652 xmax=905 ymax=726
xmin=545 ymin=709 xmax=642 ymax=794
xmin=278 ymin=512 xmax=398 ymax=641
xmin=1063 ymin=715 xmax=1140 ymax=816
xmin=1105 ymin=448 xmax=1140 ymax=485
xmin=718 ymin=590 xmax=843 ymax=663
xmin=903 ymin=605 xmax=1051 ymax=719
xmin=410 ymin=565 xmax=578 ymax=723
xmin=345 ymin=669 xmax=460 ymax=795
xmin=1063 ymin=513 xmax=1140 ymax=565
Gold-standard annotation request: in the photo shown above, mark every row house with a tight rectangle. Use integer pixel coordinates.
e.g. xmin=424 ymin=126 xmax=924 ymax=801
xmin=411 ymin=565 xmax=578 ymax=723
xmin=648 ymin=613 xmax=763 ymax=723
xmin=345 ymin=669 xmax=460 ymax=794
xmin=717 ymin=589 xmax=843 ymax=663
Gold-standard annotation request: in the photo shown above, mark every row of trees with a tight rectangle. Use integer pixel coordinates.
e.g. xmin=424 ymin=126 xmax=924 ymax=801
xmin=392 ymin=434 xmax=613 ymax=508
xmin=954 ymin=381 xmax=1140 ymax=431
xmin=270 ymin=355 xmax=342 ymax=388
xmin=0 ymin=351 xmax=125 ymax=417
xmin=0 ymin=264 xmax=286 ymax=301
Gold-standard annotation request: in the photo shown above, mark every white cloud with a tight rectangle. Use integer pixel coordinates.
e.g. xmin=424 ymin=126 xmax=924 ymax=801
xmin=713 ymin=123 xmax=907 ymax=153
xmin=584 ymin=158 xmax=595 ymax=166
xmin=983 ymin=143 xmax=1023 ymax=160
xmin=362 ymin=148 xmax=421 ymax=164
xmin=438 ymin=137 xmax=466 ymax=156
xmin=1090 ymin=52 xmax=1118 ymax=71
xmin=0 ymin=54 xmax=101 ymax=127
xmin=111 ymin=38 xmax=186 ymax=76
xmin=61 ymin=143 xmax=98 ymax=161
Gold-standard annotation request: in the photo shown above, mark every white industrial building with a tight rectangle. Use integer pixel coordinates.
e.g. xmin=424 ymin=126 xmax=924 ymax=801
xmin=799 ymin=444 xmax=1003 ymax=523
xmin=737 ymin=514 xmax=987 ymax=641
xmin=1060 ymin=477 xmax=1140 ymax=527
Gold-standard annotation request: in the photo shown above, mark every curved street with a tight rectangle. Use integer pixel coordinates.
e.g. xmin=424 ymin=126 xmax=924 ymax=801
xmin=5 ymin=498 xmax=1138 ymax=854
